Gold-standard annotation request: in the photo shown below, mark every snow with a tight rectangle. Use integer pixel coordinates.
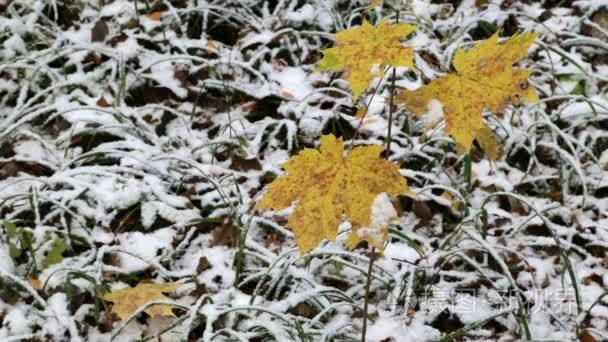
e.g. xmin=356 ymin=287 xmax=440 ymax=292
xmin=270 ymin=67 xmax=313 ymax=100
xmin=0 ymin=245 xmax=15 ymax=274
xmin=145 ymin=59 xmax=188 ymax=99
xmin=114 ymin=35 xmax=140 ymax=60
xmin=384 ymin=242 xmax=419 ymax=263
xmin=2 ymin=305 xmax=31 ymax=336
xmin=116 ymin=229 xmax=177 ymax=273
xmin=3 ymin=35 xmax=26 ymax=59
xmin=285 ymin=4 xmax=316 ymax=26
xmin=100 ymin=0 xmax=135 ymax=19
xmin=366 ymin=312 xmax=440 ymax=341
xmin=353 ymin=193 xmax=397 ymax=247
xmin=62 ymin=25 xmax=93 ymax=45
xmin=195 ymin=246 xmax=236 ymax=292
xmin=420 ymin=99 xmax=445 ymax=131
xmin=44 ymin=293 xmax=82 ymax=342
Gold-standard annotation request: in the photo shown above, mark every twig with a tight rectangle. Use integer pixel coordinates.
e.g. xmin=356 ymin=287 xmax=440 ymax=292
xmin=361 ymin=247 xmax=376 ymax=342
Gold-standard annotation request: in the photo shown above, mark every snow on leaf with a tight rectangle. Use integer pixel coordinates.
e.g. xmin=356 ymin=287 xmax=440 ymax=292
xmin=256 ymin=134 xmax=409 ymax=253
xmin=345 ymin=193 xmax=397 ymax=250
xmin=316 ymin=20 xmax=416 ymax=100
xmin=101 ymin=282 xmax=180 ymax=321
xmin=398 ymin=32 xmax=540 ymax=153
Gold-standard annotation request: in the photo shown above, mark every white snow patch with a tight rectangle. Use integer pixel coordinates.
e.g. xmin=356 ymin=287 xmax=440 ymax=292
xmin=3 ymin=305 xmax=31 ymax=336
xmin=353 ymin=194 xmax=397 ymax=247
xmin=285 ymin=4 xmax=316 ymax=26
xmin=0 ymin=245 xmax=15 ymax=273
xmin=366 ymin=312 xmax=440 ymax=341
xmin=270 ymin=67 xmax=313 ymax=100
xmin=114 ymin=35 xmax=140 ymax=60
xmin=3 ymin=34 xmax=26 ymax=59
xmin=116 ymin=228 xmax=176 ymax=272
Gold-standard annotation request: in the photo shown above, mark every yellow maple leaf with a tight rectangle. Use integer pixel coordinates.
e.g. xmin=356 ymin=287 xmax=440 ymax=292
xmin=476 ymin=125 xmax=498 ymax=160
xmin=367 ymin=0 xmax=383 ymax=9
xmin=398 ymin=32 xmax=539 ymax=154
xmin=256 ymin=134 xmax=409 ymax=253
xmin=101 ymin=282 xmax=180 ymax=320
xmin=317 ymin=20 xmax=416 ymax=100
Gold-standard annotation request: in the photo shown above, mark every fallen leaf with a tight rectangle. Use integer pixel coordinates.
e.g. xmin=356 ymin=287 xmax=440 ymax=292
xmin=412 ymin=200 xmax=433 ymax=224
xmin=206 ymin=40 xmax=219 ymax=52
xmin=101 ymin=282 xmax=180 ymax=321
xmin=107 ymin=32 xmax=129 ymax=47
xmin=229 ymin=155 xmax=262 ymax=171
xmin=240 ymin=101 xmax=257 ymax=113
xmin=355 ymin=107 xmax=367 ymax=118
xmin=256 ymin=134 xmax=409 ymax=253
xmin=580 ymin=330 xmax=597 ymax=342
xmin=173 ymin=68 xmax=190 ymax=87
xmin=196 ymin=256 xmax=210 ymax=273
xmin=97 ymin=97 xmax=110 ymax=108
xmin=317 ymin=21 xmax=416 ymax=100
xmin=209 ymin=219 xmax=239 ymax=247
xmin=264 ymin=232 xmax=284 ymax=251
xmin=28 ymin=277 xmax=41 ymax=290
xmin=398 ymin=32 xmax=539 ymax=153
xmin=280 ymin=90 xmax=295 ymax=99
xmin=146 ymin=11 xmax=163 ymax=21
xmin=91 ymin=18 xmax=109 ymax=42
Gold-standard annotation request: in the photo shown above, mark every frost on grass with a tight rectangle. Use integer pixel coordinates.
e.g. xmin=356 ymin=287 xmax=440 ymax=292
xmin=0 ymin=0 xmax=607 ymax=341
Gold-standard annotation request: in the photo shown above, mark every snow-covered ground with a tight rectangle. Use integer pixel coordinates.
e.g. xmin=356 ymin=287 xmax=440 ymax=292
xmin=0 ymin=0 xmax=607 ymax=341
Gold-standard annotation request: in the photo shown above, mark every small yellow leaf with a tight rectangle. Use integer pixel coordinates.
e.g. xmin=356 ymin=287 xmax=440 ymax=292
xmin=476 ymin=125 xmax=498 ymax=160
xmin=441 ymin=191 xmax=461 ymax=212
xmin=441 ymin=190 xmax=453 ymax=202
xmin=317 ymin=21 xmax=416 ymax=100
xmin=367 ymin=0 xmax=383 ymax=9
xmin=256 ymin=134 xmax=409 ymax=253
xmin=355 ymin=107 xmax=367 ymax=118
xmin=101 ymin=282 xmax=180 ymax=321
xmin=398 ymin=32 xmax=539 ymax=154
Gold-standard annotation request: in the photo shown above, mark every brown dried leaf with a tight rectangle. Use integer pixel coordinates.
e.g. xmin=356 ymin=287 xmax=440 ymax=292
xmin=91 ymin=19 xmax=109 ymax=42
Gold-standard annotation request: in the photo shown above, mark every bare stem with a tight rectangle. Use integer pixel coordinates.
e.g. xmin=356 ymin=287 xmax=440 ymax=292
xmin=352 ymin=74 xmax=386 ymax=144
xmin=385 ymin=67 xmax=397 ymax=155
xmin=361 ymin=247 xmax=376 ymax=342
xmin=464 ymin=153 xmax=472 ymax=193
